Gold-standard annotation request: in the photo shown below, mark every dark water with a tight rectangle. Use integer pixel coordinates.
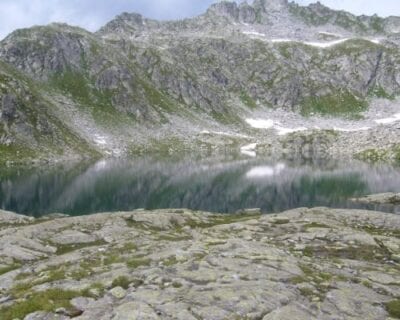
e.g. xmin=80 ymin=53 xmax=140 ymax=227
xmin=0 ymin=156 xmax=400 ymax=217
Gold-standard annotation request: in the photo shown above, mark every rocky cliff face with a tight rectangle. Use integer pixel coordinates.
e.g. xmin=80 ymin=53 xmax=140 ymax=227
xmin=0 ymin=1 xmax=400 ymax=162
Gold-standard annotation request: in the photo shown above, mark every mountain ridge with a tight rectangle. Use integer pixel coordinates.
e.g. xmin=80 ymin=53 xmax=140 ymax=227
xmin=0 ymin=1 xmax=400 ymax=163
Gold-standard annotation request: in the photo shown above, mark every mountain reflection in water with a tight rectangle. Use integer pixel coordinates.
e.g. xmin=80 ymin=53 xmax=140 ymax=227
xmin=0 ymin=156 xmax=399 ymax=217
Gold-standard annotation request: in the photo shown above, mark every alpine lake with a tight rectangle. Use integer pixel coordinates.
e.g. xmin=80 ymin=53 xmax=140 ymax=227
xmin=1 ymin=154 xmax=400 ymax=217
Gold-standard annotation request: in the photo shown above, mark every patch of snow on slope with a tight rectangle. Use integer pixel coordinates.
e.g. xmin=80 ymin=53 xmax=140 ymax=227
xmin=268 ymin=38 xmax=350 ymax=47
xmin=246 ymin=118 xmax=274 ymax=129
xmin=94 ymin=134 xmax=107 ymax=145
xmin=304 ymin=38 xmax=350 ymax=48
xmin=253 ymin=37 xmax=381 ymax=48
xmin=270 ymin=38 xmax=293 ymax=43
xmin=246 ymin=118 xmax=308 ymax=136
xmin=369 ymin=38 xmax=381 ymax=44
xmin=240 ymin=143 xmax=257 ymax=157
xmin=242 ymin=31 xmax=266 ymax=37
xmin=275 ymin=125 xmax=308 ymax=136
xmin=200 ymin=130 xmax=250 ymax=138
xmin=375 ymin=113 xmax=400 ymax=124
xmin=214 ymin=131 xmax=250 ymax=138
xmin=333 ymin=127 xmax=370 ymax=132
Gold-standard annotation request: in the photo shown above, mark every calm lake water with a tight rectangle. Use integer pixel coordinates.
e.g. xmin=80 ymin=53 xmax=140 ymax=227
xmin=1 ymin=156 xmax=400 ymax=217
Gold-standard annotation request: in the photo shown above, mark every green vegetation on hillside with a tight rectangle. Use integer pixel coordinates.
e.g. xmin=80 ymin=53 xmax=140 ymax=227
xmin=0 ymin=62 xmax=99 ymax=163
xmin=300 ymin=90 xmax=367 ymax=118
xmin=288 ymin=3 xmax=385 ymax=33
xmin=386 ymin=300 xmax=400 ymax=319
xmin=239 ymin=91 xmax=257 ymax=109
xmin=1 ymin=289 xmax=84 ymax=320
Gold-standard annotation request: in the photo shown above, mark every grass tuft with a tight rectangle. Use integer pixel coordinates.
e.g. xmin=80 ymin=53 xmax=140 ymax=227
xmin=111 ymin=276 xmax=131 ymax=289
xmin=300 ymin=90 xmax=367 ymax=119
xmin=386 ymin=300 xmax=400 ymax=319
xmin=1 ymin=289 xmax=82 ymax=320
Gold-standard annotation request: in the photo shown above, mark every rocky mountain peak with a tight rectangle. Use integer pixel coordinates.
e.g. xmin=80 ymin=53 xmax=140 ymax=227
xmin=207 ymin=0 xmax=289 ymax=23
xmin=207 ymin=1 xmax=239 ymax=20
xmin=207 ymin=1 xmax=260 ymax=24
xmin=98 ymin=12 xmax=152 ymax=37
xmin=253 ymin=0 xmax=289 ymax=12
xmin=116 ymin=12 xmax=145 ymax=25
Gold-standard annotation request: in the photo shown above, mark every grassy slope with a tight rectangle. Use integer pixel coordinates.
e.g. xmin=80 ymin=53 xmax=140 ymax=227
xmin=0 ymin=61 xmax=99 ymax=163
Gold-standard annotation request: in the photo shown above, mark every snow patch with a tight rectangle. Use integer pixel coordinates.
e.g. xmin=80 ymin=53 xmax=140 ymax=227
xmin=200 ymin=130 xmax=250 ymax=138
xmin=270 ymin=38 xmax=293 ymax=43
xmin=375 ymin=113 xmax=400 ymax=124
xmin=242 ymin=31 xmax=266 ymax=37
xmin=214 ymin=131 xmax=249 ymax=138
xmin=275 ymin=125 xmax=308 ymax=136
xmin=94 ymin=135 xmax=107 ymax=145
xmin=246 ymin=118 xmax=274 ymax=129
xmin=240 ymin=143 xmax=257 ymax=157
xmin=268 ymin=38 xmax=350 ymax=47
xmin=241 ymin=143 xmax=257 ymax=151
xmin=246 ymin=118 xmax=308 ymax=136
xmin=303 ymin=38 xmax=350 ymax=48
xmin=369 ymin=38 xmax=381 ymax=44
xmin=333 ymin=127 xmax=370 ymax=132
xmin=246 ymin=163 xmax=286 ymax=178
xmin=262 ymin=37 xmax=380 ymax=48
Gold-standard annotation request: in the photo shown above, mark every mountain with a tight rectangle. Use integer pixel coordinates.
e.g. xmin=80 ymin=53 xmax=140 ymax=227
xmin=1 ymin=0 xmax=400 ymax=163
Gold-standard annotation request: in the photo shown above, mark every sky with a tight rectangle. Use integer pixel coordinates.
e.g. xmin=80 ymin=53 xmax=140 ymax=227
xmin=0 ymin=0 xmax=399 ymax=40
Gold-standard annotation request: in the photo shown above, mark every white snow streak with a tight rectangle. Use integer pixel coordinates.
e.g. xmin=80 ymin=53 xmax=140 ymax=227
xmin=275 ymin=125 xmax=308 ymax=136
xmin=303 ymin=38 xmax=350 ymax=48
xmin=200 ymin=130 xmax=250 ymax=138
xmin=240 ymin=143 xmax=257 ymax=157
xmin=246 ymin=118 xmax=308 ymax=136
xmin=269 ymin=38 xmax=351 ymax=48
xmin=242 ymin=31 xmax=266 ymax=37
xmin=94 ymin=134 xmax=107 ymax=145
xmin=245 ymin=118 xmax=274 ymax=129
xmin=242 ymin=31 xmax=381 ymax=48
xmin=246 ymin=118 xmax=377 ymax=135
xmin=333 ymin=127 xmax=371 ymax=132
xmin=375 ymin=113 xmax=400 ymax=124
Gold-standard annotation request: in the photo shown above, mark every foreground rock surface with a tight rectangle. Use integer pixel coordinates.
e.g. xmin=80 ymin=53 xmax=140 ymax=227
xmin=0 ymin=207 xmax=400 ymax=319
